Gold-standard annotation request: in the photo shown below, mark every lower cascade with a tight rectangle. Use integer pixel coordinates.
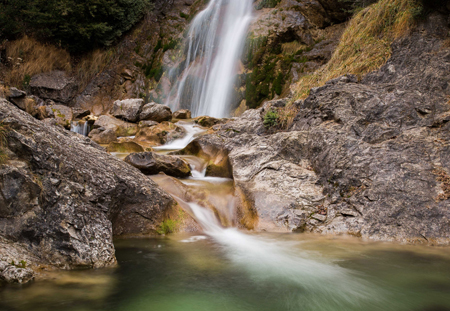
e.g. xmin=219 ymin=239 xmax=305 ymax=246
xmin=70 ymin=120 xmax=90 ymax=136
xmin=166 ymin=0 xmax=253 ymax=118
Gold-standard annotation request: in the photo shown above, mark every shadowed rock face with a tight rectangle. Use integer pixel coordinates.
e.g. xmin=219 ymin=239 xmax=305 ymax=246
xmin=30 ymin=71 xmax=78 ymax=105
xmin=125 ymin=152 xmax=191 ymax=178
xmin=179 ymin=18 xmax=450 ymax=244
xmin=0 ymin=99 xmax=175 ymax=270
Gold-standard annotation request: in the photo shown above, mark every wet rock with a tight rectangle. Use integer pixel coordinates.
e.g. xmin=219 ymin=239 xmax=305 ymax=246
xmin=106 ymin=141 xmax=145 ymax=153
xmin=88 ymin=128 xmax=118 ymax=145
xmin=0 ymin=262 xmax=35 ymax=284
xmin=139 ymin=102 xmax=172 ymax=122
xmin=134 ymin=121 xmax=186 ymax=146
xmin=110 ymin=99 xmax=145 ymax=122
xmin=138 ymin=120 xmax=159 ymax=128
xmin=45 ymin=104 xmax=73 ymax=128
xmin=93 ymin=115 xmax=137 ymax=137
xmin=195 ymin=116 xmax=227 ymax=128
xmin=173 ymin=109 xmax=192 ymax=119
xmin=125 ymin=152 xmax=191 ymax=178
xmin=0 ymin=99 xmax=176 ymax=269
xmin=29 ymin=71 xmax=78 ymax=105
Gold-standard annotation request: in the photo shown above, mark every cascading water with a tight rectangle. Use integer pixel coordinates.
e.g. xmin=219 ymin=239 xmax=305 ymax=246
xmin=166 ymin=0 xmax=253 ymax=118
xmin=70 ymin=121 xmax=90 ymax=136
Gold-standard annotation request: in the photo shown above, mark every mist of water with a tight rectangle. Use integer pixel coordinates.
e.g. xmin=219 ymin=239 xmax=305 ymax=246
xmin=166 ymin=0 xmax=253 ymax=118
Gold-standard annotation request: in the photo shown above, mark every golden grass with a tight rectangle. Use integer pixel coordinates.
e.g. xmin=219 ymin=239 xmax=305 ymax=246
xmin=4 ymin=35 xmax=114 ymax=92
xmin=292 ymin=0 xmax=420 ymax=100
xmin=0 ymin=123 xmax=9 ymax=164
xmin=281 ymin=41 xmax=307 ymax=55
xmin=75 ymin=48 xmax=115 ymax=91
xmin=5 ymin=36 xmax=72 ymax=87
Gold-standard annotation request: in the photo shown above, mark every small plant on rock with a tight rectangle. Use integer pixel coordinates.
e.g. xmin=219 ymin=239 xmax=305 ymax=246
xmin=263 ymin=109 xmax=279 ymax=128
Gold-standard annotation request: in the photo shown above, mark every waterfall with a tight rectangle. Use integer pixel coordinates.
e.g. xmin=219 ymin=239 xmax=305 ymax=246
xmin=166 ymin=0 xmax=253 ymax=118
xmin=70 ymin=121 xmax=90 ymax=136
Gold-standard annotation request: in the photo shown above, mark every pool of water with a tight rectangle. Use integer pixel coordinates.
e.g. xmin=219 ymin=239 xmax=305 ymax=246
xmin=1 ymin=233 xmax=450 ymax=311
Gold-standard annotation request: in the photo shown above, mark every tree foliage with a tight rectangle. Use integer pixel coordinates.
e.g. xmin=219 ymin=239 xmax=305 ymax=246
xmin=0 ymin=0 xmax=151 ymax=53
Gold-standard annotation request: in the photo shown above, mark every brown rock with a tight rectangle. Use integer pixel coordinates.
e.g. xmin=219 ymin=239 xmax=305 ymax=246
xmin=173 ymin=109 xmax=192 ymax=119
xmin=93 ymin=115 xmax=137 ymax=137
xmin=88 ymin=128 xmax=118 ymax=145
xmin=125 ymin=152 xmax=191 ymax=178
xmin=134 ymin=121 xmax=186 ymax=146
xmin=107 ymin=141 xmax=144 ymax=153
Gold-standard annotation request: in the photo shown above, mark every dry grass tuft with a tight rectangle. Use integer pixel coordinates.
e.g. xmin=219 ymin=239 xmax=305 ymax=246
xmin=292 ymin=0 xmax=420 ymax=99
xmin=281 ymin=41 xmax=307 ymax=55
xmin=75 ymin=49 xmax=115 ymax=91
xmin=0 ymin=123 xmax=9 ymax=164
xmin=5 ymin=36 xmax=72 ymax=88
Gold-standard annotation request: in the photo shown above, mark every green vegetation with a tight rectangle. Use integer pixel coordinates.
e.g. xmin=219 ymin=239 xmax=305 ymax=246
xmin=180 ymin=12 xmax=189 ymax=19
xmin=156 ymin=219 xmax=178 ymax=235
xmin=263 ymin=109 xmax=279 ymax=128
xmin=0 ymin=0 xmax=152 ymax=53
xmin=256 ymin=0 xmax=281 ymax=10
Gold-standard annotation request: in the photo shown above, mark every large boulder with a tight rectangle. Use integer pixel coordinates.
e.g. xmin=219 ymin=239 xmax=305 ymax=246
xmin=110 ymin=99 xmax=145 ymax=122
xmin=125 ymin=152 xmax=191 ymax=178
xmin=0 ymin=99 xmax=175 ymax=271
xmin=139 ymin=102 xmax=172 ymax=122
xmin=93 ymin=115 xmax=137 ymax=137
xmin=88 ymin=128 xmax=118 ymax=145
xmin=29 ymin=71 xmax=78 ymax=105
xmin=106 ymin=141 xmax=145 ymax=153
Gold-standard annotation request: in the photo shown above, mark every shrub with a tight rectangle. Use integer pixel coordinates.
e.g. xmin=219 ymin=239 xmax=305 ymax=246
xmin=263 ymin=109 xmax=279 ymax=128
xmin=0 ymin=0 xmax=152 ymax=53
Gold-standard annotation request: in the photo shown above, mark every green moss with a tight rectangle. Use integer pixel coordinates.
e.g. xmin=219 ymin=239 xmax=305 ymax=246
xmin=180 ymin=12 xmax=189 ymax=19
xmin=273 ymin=73 xmax=283 ymax=96
xmin=256 ymin=0 xmax=281 ymax=10
xmin=163 ymin=39 xmax=179 ymax=52
xmin=156 ymin=219 xmax=177 ymax=235
xmin=154 ymin=39 xmax=162 ymax=52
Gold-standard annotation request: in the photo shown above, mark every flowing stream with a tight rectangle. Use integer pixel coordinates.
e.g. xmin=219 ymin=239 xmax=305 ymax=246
xmin=2 ymin=121 xmax=450 ymax=310
xmin=166 ymin=0 xmax=253 ymax=118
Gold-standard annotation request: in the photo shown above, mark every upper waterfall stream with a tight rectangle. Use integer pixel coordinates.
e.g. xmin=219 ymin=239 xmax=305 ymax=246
xmin=166 ymin=0 xmax=253 ymax=118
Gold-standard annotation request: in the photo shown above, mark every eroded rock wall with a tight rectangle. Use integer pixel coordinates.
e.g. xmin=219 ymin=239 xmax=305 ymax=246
xmin=0 ymin=99 xmax=175 ymax=271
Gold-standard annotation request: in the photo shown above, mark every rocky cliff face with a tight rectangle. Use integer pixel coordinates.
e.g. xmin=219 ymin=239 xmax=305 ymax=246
xmin=0 ymin=99 xmax=175 ymax=276
xmin=179 ymin=13 xmax=450 ymax=244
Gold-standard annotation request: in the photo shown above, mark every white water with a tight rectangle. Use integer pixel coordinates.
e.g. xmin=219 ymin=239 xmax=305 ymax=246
xmin=166 ymin=0 xmax=253 ymax=118
xmin=70 ymin=121 xmax=90 ymax=136
xmin=182 ymin=200 xmax=376 ymax=309
xmin=153 ymin=121 xmax=206 ymax=151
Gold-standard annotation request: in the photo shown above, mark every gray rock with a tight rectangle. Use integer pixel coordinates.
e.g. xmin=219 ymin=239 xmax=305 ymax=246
xmin=139 ymin=102 xmax=172 ymax=122
xmin=0 ymin=264 xmax=35 ymax=284
xmin=110 ymin=99 xmax=145 ymax=122
xmin=0 ymin=99 xmax=175 ymax=270
xmin=72 ymin=108 xmax=91 ymax=120
xmin=8 ymin=87 xmax=26 ymax=98
xmin=45 ymin=104 xmax=73 ymax=128
xmin=125 ymin=152 xmax=191 ymax=178
xmin=138 ymin=120 xmax=159 ymax=128
xmin=29 ymin=71 xmax=78 ymax=105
